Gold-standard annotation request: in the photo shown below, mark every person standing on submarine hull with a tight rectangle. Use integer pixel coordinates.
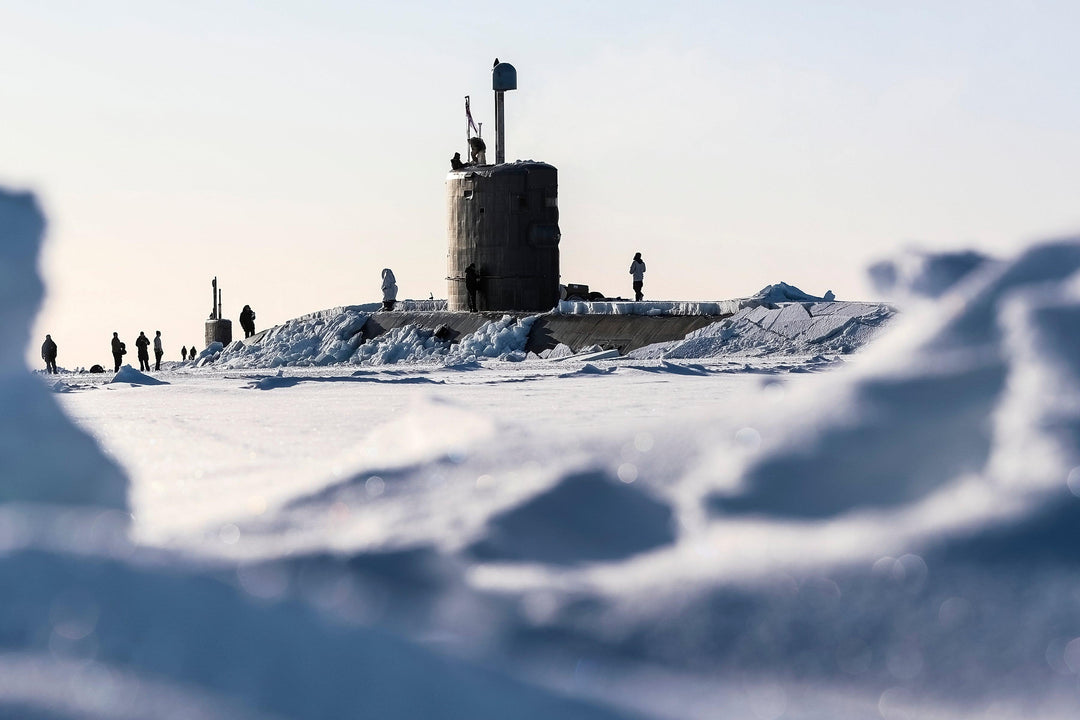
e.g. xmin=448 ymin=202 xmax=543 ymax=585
xmin=111 ymin=332 xmax=126 ymax=372
xmin=629 ymin=252 xmax=646 ymax=302
xmin=240 ymin=304 xmax=256 ymax=338
xmin=465 ymin=263 xmax=480 ymax=312
xmin=381 ymin=268 xmax=398 ymax=311
xmin=41 ymin=334 xmax=57 ymax=374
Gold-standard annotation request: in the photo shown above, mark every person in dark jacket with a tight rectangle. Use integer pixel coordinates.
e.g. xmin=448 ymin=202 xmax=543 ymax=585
xmin=135 ymin=331 xmax=151 ymax=372
xmin=181 ymin=345 xmax=187 ymax=362
xmin=111 ymin=332 xmax=126 ymax=372
xmin=188 ymin=346 xmax=197 ymax=362
xmin=240 ymin=305 xmax=256 ymax=338
xmin=464 ymin=263 xmax=480 ymax=312
xmin=468 ymin=136 xmax=487 ymax=165
xmin=41 ymin=335 xmax=58 ymax=374
xmin=629 ymin=252 xmax=647 ymax=302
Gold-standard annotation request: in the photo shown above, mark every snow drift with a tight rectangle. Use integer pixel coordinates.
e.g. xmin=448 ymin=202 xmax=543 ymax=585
xmin=216 ymin=307 xmax=369 ymax=368
xmin=16 ymin=176 xmax=1080 ymax=717
xmin=631 ymin=301 xmax=894 ymax=358
xmin=110 ymin=364 xmax=169 ymax=385
xmin=245 ymin=238 xmax=1080 ymax=718
xmin=0 ymin=187 xmax=634 ymax=720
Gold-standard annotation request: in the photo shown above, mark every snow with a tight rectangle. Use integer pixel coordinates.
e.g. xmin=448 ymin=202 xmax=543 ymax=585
xmin=555 ymin=282 xmax=835 ymax=317
xmin=869 ymin=248 xmax=993 ymax=299
xmin=217 ymin=307 xmax=369 ymax=368
xmin=630 ymin=301 xmax=894 ymax=359
xmin=0 ymin=188 xmax=633 ymax=720
xmin=556 ymin=299 xmax=740 ymax=316
xmin=10 ymin=183 xmax=1080 ymax=718
xmin=0 ymin=189 xmax=127 ymax=511
xmin=110 ymin=364 xmax=169 ymax=386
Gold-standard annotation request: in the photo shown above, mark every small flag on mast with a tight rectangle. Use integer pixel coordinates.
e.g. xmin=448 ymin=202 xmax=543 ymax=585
xmin=465 ymin=96 xmax=479 ymax=136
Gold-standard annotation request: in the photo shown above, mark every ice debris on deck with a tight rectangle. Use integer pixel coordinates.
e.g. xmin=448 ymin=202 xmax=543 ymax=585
xmin=215 ymin=307 xmax=370 ymax=368
xmin=630 ymin=300 xmax=894 ymax=359
xmin=555 ymin=282 xmax=836 ymax=316
xmin=193 ymin=282 xmax=888 ymax=370
xmin=352 ymin=314 xmax=536 ymax=366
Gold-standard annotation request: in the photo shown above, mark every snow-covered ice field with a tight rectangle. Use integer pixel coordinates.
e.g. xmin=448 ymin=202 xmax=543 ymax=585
xmin=58 ymin=362 xmax=788 ymax=551
xmin=8 ymin=185 xmax=1080 ymax=719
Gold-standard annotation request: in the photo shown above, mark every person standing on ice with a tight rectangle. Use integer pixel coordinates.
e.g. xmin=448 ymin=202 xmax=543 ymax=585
xmin=465 ymin=263 xmax=480 ymax=312
xmin=189 ymin=346 xmax=197 ymax=361
xmin=629 ymin=252 xmax=646 ymax=302
xmin=40 ymin=334 xmax=57 ymax=374
xmin=135 ymin=331 xmax=151 ymax=372
xmin=180 ymin=345 xmax=187 ymax=362
xmin=110 ymin=332 xmax=126 ymax=372
xmin=239 ymin=304 xmax=256 ymax=338
xmin=153 ymin=330 xmax=164 ymax=371
xmin=381 ymin=268 xmax=398 ymax=311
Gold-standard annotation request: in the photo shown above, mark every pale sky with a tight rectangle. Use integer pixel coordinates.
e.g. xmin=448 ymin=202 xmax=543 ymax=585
xmin=5 ymin=0 xmax=1079 ymax=368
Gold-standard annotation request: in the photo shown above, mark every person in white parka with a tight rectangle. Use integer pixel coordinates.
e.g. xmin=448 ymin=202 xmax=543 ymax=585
xmin=381 ymin=268 xmax=398 ymax=311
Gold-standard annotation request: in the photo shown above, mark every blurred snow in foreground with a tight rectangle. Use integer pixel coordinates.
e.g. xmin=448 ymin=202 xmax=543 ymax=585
xmin=7 ymin=186 xmax=1080 ymax=718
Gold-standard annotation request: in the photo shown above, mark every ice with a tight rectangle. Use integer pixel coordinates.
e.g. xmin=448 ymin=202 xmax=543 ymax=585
xmin=556 ymin=300 xmax=740 ymax=316
xmin=630 ymin=301 xmax=895 ymax=359
xmin=746 ymin=280 xmax=833 ymax=305
xmin=0 ymin=190 xmax=127 ymax=510
xmin=350 ymin=314 xmax=536 ymax=366
xmin=557 ymin=363 xmax=618 ymax=377
xmin=543 ymin=343 xmax=574 ymax=359
xmin=15 ymin=176 xmax=1080 ymax=718
xmin=217 ymin=307 xmax=369 ymax=368
xmin=110 ymin=364 xmax=169 ymax=386
xmin=0 ymin=188 xmax=643 ymax=720
xmin=467 ymin=470 xmax=676 ymax=565
xmin=194 ymin=341 xmax=225 ymax=366
xmin=869 ymin=248 xmax=993 ymax=299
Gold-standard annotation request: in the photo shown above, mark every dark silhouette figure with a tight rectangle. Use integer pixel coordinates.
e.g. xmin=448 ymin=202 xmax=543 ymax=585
xmin=153 ymin=331 xmax=164 ymax=371
xmin=180 ymin=345 xmax=187 ymax=362
xmin=629 ymin=252 xmax=647 ymax=302
xmin=240 ymin=305 xmax=256 ymax=338
xmin=135 ymin=331 xmax=151 ymax=372
xmin=451 ymin=152 xmax=465 ymax=170
xmin=465 ymin=263 xmax=480 ymax=312
xmin=189 ymin=346 xmax=197 ymax=362
xmin=468 ymin=136 xmax=487 ymax=165
xmin=41 ymin=334 xmax=57 ymax=374
xmin=111 ymin=332 xmax=126 ymax=372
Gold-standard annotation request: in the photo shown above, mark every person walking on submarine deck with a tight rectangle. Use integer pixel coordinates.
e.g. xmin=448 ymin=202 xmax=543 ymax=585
xmin=465 ymin=263 xmax=480 ymax=312
xmin=240 ymin=304 xmax=256 ymax=338
xmin=629 ymin=252 xmax=646 ymax=302
xmin=381 ymin=268 xmax=398 ymax=311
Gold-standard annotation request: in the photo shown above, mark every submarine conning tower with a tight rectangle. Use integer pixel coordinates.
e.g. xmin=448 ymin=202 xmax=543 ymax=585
xmin=447 ymin=61 xmax=561 ymax=312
